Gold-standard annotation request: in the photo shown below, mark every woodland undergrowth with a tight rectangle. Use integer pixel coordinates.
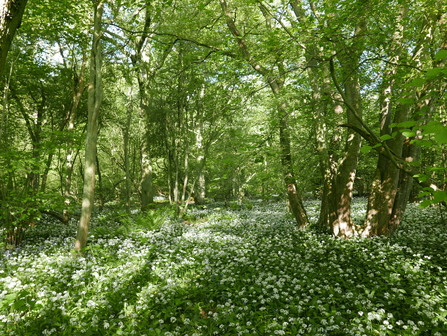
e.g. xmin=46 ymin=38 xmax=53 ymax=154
xmin=0 ymin=199 xmax=446 ymax=336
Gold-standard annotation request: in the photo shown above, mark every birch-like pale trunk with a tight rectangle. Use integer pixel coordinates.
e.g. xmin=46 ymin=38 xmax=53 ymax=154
xmin=75 ymin=0 xmax=105 ymax=252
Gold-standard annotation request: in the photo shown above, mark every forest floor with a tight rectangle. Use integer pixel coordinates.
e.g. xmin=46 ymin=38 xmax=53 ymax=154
xmin=1 ymin=199 xmax=447 ymax=336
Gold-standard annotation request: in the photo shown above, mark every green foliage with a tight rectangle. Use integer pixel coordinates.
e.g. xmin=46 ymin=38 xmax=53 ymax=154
xmin=131 ymin=209 xmax=170 ymax=231
xmin=91 ymin=207 xmax=172 ymax=239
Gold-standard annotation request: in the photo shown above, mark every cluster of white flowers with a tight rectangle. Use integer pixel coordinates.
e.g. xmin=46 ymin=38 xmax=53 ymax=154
xmin=0 ymin=201 xmax=446 ymax=335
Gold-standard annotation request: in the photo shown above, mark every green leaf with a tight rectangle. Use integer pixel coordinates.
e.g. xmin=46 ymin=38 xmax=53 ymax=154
xmin=422 ymin=121 xmax=444 ymax=134
xmin=360 ymin=146 xmax=372 ymax=154
xmin=397 ymin=97 xmax=415 ymax=105
xmin=426 ymin=68 xmax=443 ymax=78
xmin=401 ymin=130 xmax=416 ymax=137
xmin=434 ymin=50 xmax=447 ymax=60
xmin=413 ymin=174 xmax=429 ymax=182
xmin=379 ymin=134 xmax=393 ymax=141
xmin=433 ymin=190 xmax=447 ymax=203
xmin=435 ymin=129 xmax=447 ymax=144
xmin=417 ymin=192 xmax=430 ymax=198
xmin=0 ymin=293 xmax=17 ymax=309
xmin=407 ymin=77 xmax=425 ymax=87
xmin=397 ymin=120 xmax=417 ymax=128
xmin=426 ymin=167 xmax=446 ymax=172
xmin=411 ymin=140 xmax=433 ymax=147
xmin=419 ymin=200 xmax=433 ymax=208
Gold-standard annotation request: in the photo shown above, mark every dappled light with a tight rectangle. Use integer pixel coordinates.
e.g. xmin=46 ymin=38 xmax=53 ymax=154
xmin=1 ymin=0 xmax=447 ymax=335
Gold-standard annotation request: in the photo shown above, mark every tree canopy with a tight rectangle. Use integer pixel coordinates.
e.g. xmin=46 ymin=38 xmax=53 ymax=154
xmin=0 ymin=0 xmax=446 ymax=248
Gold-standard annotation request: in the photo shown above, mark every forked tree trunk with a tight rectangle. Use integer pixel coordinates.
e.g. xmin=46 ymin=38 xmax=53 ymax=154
xmin=75 ymin=0 xmax=105 ymax=252
xmin=290 ymin=0 xmax=364 ymax=235
xmin=219 ymin=0 xmax=308 ymax=227
xmin=364 ymin=9 xmax=445 ymax=236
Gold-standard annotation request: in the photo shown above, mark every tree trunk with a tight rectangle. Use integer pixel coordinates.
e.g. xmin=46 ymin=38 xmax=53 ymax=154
xmin=290 ymin=0 xmax=364 ymax=235
xmin=140 ymin=149 xmax=154 ymax=211
xmin=75 ymin=0 xmax=105 ymax=252
xmin=219 ymin=0 xmax=308 ymax=227
xmin=123 ymin=91 xmax=132 ymax=213
xmin=64 ymin=52 xmax=87 ymax=222
xmin=194 ymin=122 xmax=206 ymax=205
xmin=364 ymin=8 xmax=445 ymax=236
xmin=275 ymin=90 xmax=308 ymax=228
xmin=0 ymin=0 xmax=28 ymax=77
xmin=331 ymin=62 xmax=363 ymax=237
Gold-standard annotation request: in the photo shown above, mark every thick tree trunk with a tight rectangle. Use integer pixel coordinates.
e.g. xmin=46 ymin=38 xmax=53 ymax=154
xmin=0 ymin=0 xmax=28 ymax=77
xmin=75 ymin=0 xmax=104 ymax=252
xmin=331 ymin=68 xmax=363 ymax=237
xmin=306 ymin=56 xmax=335 ymax=232
xmin=290 ymin=0 xmax=363 ymax=235
xmin=364 ymin=8 xmax=444 ymax=236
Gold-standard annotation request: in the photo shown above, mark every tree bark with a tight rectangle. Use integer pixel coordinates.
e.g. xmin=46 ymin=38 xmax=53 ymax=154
xmin=364 ymin=9 xmax=446 ymax=236
xmin=75 ymin=0 xmax=105 ymax=252
xmin=290 ymin=0 xmax=364 ymax=236
xmin=140 ymin=149 xmax=154 ymax=211
xmin=128 ymin=8 xmax=155 ymax=211
xmin=0 ymin=0 xmax=28 ymax=77
xmin=331 ymin=53 xmax=363 ymax=237
xmin=219 ymin=0 xmax=308 ymax=227
xmin=123 ymin=91 xmax=132 ymax=213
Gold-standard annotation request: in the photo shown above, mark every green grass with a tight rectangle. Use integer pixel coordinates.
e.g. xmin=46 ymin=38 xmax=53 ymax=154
xmin=0 ymin=200 xmax=446 ymax=335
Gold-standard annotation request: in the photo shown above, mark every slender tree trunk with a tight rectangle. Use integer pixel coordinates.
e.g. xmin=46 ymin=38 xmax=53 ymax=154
xmin=123 ymin=92 xmax=132 ymax=213
xmin=64 ymin=53 xmax=87 ymax=222
xmin=182 ymin=150 xmax=189 ymax=203
xmin=194 ymin=122 xmax=206 ymax=205
xmin=305 ymin=53 xmax=334 ymax=232
xmin=0 ymin=60 xmax=14 ymax=242
xmin=0 ymin=0 xmax=28 ymax=77
xmin=95 ymin=155 xmax=104 ymax=211
xmin=140 ymin=149 xmax=154 ymax=211
xmin=75 ymin=0 xmax=105 ymax=252
xmin=274 ymin=87 xmax=308 ymax=228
